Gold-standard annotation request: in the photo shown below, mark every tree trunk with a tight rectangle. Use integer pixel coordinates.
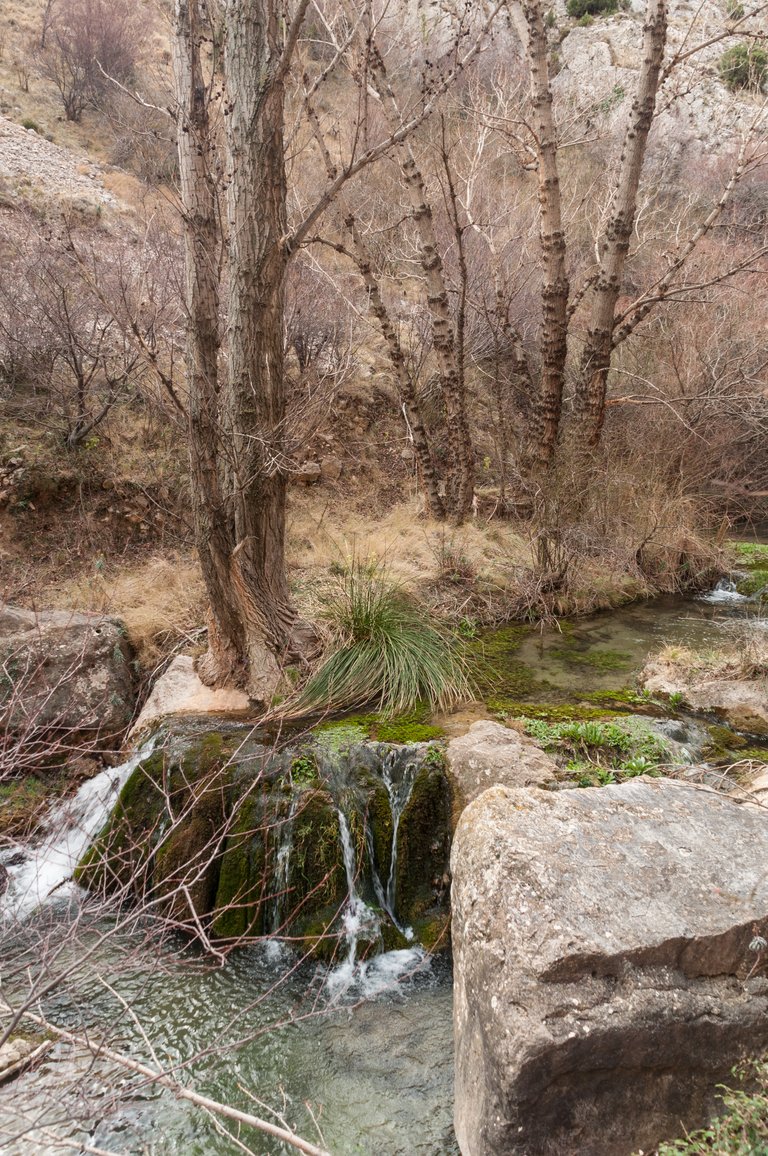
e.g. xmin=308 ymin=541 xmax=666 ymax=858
xmin=369 ymin=51 xmax=475 ymax=522
xmin=174 ymin=0 xmax=297 ymax=703
xmin=523 ymin=0 xmax=570 ymax=477
xmin=574 ymin=0 xmax=668 ymax=446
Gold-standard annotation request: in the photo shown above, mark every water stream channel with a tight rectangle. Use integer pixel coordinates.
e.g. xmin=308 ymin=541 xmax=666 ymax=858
xmin=1 ymin=579 xmax=765 ymax=1154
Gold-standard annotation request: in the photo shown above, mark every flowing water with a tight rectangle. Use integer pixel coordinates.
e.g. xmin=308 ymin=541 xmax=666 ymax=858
xmin=1 ymin=577 xmax=766 ymax=1155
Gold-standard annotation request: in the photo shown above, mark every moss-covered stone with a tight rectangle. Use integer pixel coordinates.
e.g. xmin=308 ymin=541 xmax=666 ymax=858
xmin=488 ymin=700 xmax=630 ymax=723
xmin=394 ymin=763 xmax=452 ymax=918
xmin=736 ymin=568 xmax=768 ymax=597
xmin=77 ymin=727 xmax=453 ymax=960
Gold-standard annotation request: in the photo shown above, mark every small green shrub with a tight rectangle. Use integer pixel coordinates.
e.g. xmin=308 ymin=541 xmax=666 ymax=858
xmin=567 ymin=0 xmax=617 ymax=18
xmin=719 ymin=43 xmax=768 ymax=92
xmin=655 ymin=1058 xmax=768 ymax=1154
xmin=21 ymin=118 xmax=42 ymax=133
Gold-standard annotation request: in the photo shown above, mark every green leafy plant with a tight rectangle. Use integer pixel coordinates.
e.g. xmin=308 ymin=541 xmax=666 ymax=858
xmin=655 ymin=1058 xmax=768 ymax=1153
xmin=296 ymin=559 xmax=471 ymax=715
xmin=567 ymin=0 xmax=618 ymax=18
xmin=290 ymin=753 xmax=318 ymax=786
xmin=719 ymin=43 xmax=768 ymax=92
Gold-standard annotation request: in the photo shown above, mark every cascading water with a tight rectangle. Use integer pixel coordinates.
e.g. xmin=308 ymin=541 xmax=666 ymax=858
xmin=0 ymin=740 xmax=154 ymax=920
xmin=326 ymin=754 xmax=426 ymax=1000
xmin=700 ymin=577 xmax=749 ymax=604
xmin=381 ymin=751 xmax=417 ymax=931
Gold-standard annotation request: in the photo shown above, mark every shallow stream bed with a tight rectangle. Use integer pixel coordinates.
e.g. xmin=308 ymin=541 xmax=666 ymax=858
xmin=1 ymin=578 xmax=766 ymax=1155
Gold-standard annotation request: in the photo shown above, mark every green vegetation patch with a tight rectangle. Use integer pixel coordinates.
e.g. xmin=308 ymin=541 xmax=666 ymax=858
xmin=549 ymin=645 xmax=633 ymax=672
xmin=719 ymin=43 xmax=768 ymax=93
xmin=656 ymin=1057 xmax=768 ymax=1154
xmin=567 ymin=0 xmax=618 ymax=18
xmin=736 ymin=569 xmax=768 ymax=597
xmin=467 ymin=625 xmax=548 ymax=704
xmin=731 ymin=542 xmax=768 ymax=566
xmin=315 ymin=708 xmax=445 ymax=748
xmin=518 ymin=717 xmax=670 ymax=785
xmin=489 ymin=699 xmax=629 ymax=723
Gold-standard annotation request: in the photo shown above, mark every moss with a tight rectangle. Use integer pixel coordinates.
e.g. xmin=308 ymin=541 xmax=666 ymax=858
xmin=466 ymin=625 xmax=548 ymax=704
xmin=211 ymin=796 xmax=269 ymax=939
xmin=315 ymin=708 xmax=445 ymax=746
xmin=394 ymin=763 xmax=452 ymax=919
xmin=364 ymin=778 xmax=394 ymax=886
xmin=288 ymin=789 xmax=346 ymax=912
xmin=488 ymin=700 xmax=629 ymax=722
xmin=413 ymin=911 xmax=452 ymax=954
xmin=549 ymin=645 xmax=633 ymax=672
xmin=736 ymin=569 xmax=768 ymax=597
xmin=0 ymin=776 xmax=65 ymax=837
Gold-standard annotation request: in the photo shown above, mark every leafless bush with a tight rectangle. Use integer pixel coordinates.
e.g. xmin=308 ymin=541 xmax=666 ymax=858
xmin=37 ymin=0 xmax=143 ymax=122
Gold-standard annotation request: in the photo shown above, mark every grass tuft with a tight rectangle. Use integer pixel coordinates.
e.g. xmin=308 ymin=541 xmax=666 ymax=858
xmin=295 ymin=559 xmax=471 ymax=715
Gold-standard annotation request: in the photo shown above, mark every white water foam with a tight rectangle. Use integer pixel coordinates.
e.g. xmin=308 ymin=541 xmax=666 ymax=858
xmin=699 ymin=578 xmax=749 ymax=604
xmin=1 ymin=741 xmax=154 ymax=920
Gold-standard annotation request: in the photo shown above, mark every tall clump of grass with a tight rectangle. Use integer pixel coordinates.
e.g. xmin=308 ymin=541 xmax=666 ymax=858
xmin=295 ymin=559 xmax=471 ymax=715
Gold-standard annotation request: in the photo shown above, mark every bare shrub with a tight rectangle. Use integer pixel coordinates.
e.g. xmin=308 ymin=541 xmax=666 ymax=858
xmin=38 ymin=0 xmax=143 ymax=122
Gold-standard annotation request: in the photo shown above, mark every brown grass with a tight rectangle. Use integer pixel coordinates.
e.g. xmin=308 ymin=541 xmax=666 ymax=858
xmin=48 ymin=553 xmax=206 ymax=671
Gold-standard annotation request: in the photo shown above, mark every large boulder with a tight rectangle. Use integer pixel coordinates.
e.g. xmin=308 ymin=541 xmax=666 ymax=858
xmin=0 ymin=603 xmax=135 ymax=754
xmin=452 ymin=778 xmax=768 ymax=1156
xmin=447 ymin=720 xmax=557 ymax=808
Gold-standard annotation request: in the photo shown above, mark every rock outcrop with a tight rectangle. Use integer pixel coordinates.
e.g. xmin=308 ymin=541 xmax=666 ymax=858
xmin=0 ymin=604 xmax=135 ymax=754
xmin=129 ymin=654 xmax=251 ymax=739
xmin=641 ymin=657 xmax=768 ymax=735
xmin=452 ymin=778 xmax=768 ymax=1156
xmin=77 ymin=728 xmax=452 ymax=956
xmin=447 ymin=720 xmax=557 ymax=807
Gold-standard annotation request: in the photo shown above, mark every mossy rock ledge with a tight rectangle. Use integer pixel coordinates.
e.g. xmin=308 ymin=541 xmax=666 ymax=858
xmin=75 ymin=728 xmax=453 ymax=959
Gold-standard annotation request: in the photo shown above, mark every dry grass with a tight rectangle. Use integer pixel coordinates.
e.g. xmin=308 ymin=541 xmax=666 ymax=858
xmin=656 ymin=631 xmax=768 ymax=682
xmin=48 ymin=553 xmax=206 ymax=671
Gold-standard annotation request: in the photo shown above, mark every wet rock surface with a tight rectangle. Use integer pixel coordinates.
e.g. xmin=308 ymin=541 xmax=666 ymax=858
xmin=446 ymin=720 xmax=557 ymax=807
xmin=0 ymin=603 xmax=135 ymax=753
xmin=76 ymin=728 xmax=453 ymax=957
xmin=451 ymin=778 xmax=768 ymax=1156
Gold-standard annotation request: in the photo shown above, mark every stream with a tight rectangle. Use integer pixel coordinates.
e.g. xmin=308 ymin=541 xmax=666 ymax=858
xmin=1 ymin=578 xmax=766 ymax=1155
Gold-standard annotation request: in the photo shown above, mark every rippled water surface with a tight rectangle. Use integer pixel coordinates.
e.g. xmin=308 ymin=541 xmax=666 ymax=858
xmin=2 ymin=935 xmax=456 ymax=1155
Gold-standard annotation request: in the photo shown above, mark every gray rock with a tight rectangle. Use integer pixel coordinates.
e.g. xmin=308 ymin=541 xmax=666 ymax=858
xmin=446 ymin=721 xmax=557 ymax=808
xmin=320 ymin=455 xmax=343 ymax=481
xmin=0 ymin=603 xmax=136 ymax=755
xmin=452 ymin=778 xmax=768 ymax=1156
xmin=642 ymin=659 xmax=768 ymax=736
xmin=295 ymin=461 xmax=322 ymax=484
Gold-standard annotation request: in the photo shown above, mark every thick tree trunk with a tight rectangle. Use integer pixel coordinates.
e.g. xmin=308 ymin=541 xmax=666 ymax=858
xmin=523 ymin=0 xmax=570 ymax=477
xmin=215 ymin=0 xmax=296 ymax=699
xmin=174 ymin=0 xmax=297 ymax=703
xmin=574 ymin=0 xmax=668 ymax=446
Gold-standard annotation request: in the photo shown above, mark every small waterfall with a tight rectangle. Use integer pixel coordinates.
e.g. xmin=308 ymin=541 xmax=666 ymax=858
xmin=270 ymin=797 xmax=299 ymax=935
xmin=0 ymin=740 xmax=154 ymax=920
xmin=381 ymin=752 xmax=417 ymax=931
xmin=700 ymin=577 xmax=748 ymax=604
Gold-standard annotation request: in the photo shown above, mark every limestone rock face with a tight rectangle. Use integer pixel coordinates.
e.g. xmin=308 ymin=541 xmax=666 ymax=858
xmin=0 ymin=603 xmax=135 ymax=752
xmin=446 ymin=720 xmax=557 ymax=807
xmin=642 ymin=659 xmax=768 ymax=735
xmin=451 ymin=779 xmax=768 ymax=1156
xmin=129 ymin=654 xmax=251 ymax=738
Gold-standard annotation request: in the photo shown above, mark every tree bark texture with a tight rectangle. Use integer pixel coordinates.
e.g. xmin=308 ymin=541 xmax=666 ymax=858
xmin=369 ymin=50 xmax=475 ymax=522
xmin=574 ymin=0 xmax=668 ymax=446
xmin=523 ymin=0 xmax=570 ymax=477
xmin=174 ymin=0 xmax=296 ymax=702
